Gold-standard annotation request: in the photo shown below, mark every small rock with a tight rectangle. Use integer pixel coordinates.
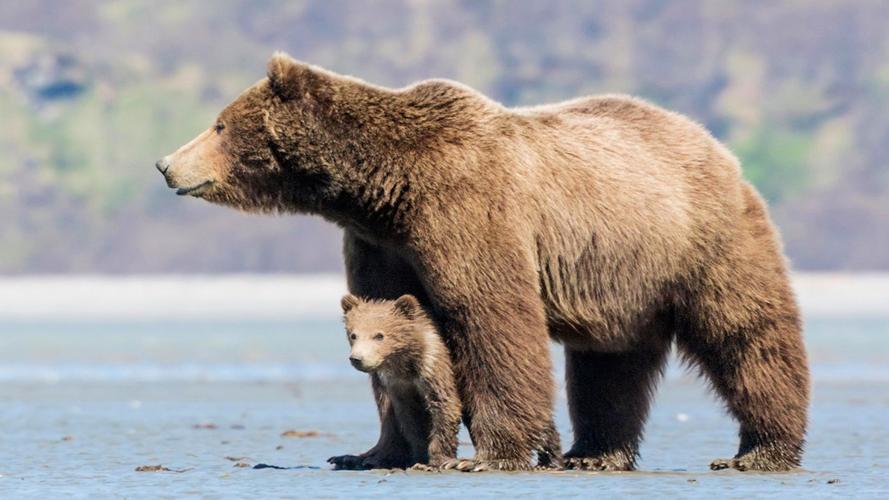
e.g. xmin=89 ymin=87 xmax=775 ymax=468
xmin=254 ymin=463 xmax=288 ymax=470
xmin=233 ymin=462 xmax=251 ymax=468
xmin=253 ymin=463 xmax=321 ymax=471
xmin=281 ymin=430 xmax=320 ymax=438
xmin=135 ymin=465 xmax=171 ymax=472
xmin=276 ymin=445 xmax=284 ymax=451
xmin=135 ymin=464 xmax=192 ymax=473
xmin=827 ymin=479 xmax=840 ymax=485
xmin=61 ymin=436 xmax=74 ymax=441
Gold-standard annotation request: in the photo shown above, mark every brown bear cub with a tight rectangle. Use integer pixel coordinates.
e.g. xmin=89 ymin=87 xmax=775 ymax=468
xmin=328 ymin=294 xmax=462 ymax=470
xmin=328 ymin=294 xmax=562 ymax=471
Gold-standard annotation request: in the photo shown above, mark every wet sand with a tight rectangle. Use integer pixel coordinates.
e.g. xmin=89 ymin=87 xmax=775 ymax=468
xmin=2 ymin=376 xmax=886 ymax=498
xmin=0 ymin=277 xmax=887 ymax=497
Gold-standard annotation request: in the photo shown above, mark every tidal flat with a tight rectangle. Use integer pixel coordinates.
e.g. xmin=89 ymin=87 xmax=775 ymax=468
xmin=0 ymin=277 xmax=887 ymax=498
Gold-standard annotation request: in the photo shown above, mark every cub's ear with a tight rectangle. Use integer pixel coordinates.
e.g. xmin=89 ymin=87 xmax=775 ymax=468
xmin=341 ymin=294 xmax=361 ymax=313
xmin=266 ymin=52 xmax=320 ymax=101
xmin=393 ymin=295 xmax=421 ymax=319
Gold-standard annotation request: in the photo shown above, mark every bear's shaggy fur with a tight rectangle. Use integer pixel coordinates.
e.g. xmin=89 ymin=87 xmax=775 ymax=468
xmin=158 ymin=53 xmax=810 ymax=471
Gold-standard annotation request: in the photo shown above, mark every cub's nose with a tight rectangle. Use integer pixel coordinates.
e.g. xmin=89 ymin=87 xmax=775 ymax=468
xmin=155 ymin=158 xmax=170 ymax=174
xmin=349 ymin=356 xmax=363 ymax=369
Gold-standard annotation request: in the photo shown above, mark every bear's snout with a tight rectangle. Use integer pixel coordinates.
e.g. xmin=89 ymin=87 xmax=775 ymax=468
xmin=157 ymin=127 xmax=226 ymax=197
xmin=155 ymin=158 xmax=170 ymax=175
xmin=154 ymin=157 xmax=178 ymax=189
xmin=349 ymin=351 xmax=380 ymax=372
xmin=349 ymin=355 xmax=364 ymax=370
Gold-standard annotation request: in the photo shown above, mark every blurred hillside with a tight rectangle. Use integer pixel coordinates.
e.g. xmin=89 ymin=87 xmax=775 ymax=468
xmin=0 ymin=0 xmax=887 ymax=273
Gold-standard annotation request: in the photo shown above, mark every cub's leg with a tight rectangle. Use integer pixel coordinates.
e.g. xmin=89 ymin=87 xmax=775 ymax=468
xmin=328 ymin=374 xmax=413 ymax=469
xmin=562 ymin=332 xmax=672 ymax=471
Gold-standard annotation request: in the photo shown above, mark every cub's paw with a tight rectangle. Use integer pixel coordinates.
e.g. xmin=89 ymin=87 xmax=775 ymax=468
xmin=359 ymin=453 xmax=413 ymax=470
xmin=327 ymin=454 xmax=367 ymax=470
xmin=440 ymin=457 xmax=531 ymax=472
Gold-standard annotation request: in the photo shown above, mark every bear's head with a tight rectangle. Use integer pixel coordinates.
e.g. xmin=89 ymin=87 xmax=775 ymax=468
xmin=155 ymin=52 xmax=351 ymax=213
xmin=340 ymin=293 xmax=429 ymax=374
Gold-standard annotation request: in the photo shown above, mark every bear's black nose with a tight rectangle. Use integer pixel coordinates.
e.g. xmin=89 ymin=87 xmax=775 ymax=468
xmin=155 ymin=158 xmax=170 ymax=174
xmin=349 ymin=356 xmax=363 ymax=369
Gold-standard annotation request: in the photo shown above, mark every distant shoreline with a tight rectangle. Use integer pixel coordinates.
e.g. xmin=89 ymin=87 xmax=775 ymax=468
xmin=0 ymin=273 xmax=887 ymax=320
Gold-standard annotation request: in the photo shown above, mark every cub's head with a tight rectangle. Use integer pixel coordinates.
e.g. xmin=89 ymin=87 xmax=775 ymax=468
xmin=155 ymin=52 xmax=345 ymax=213
xmin=340 ymin=294 xmax=428 ymax=373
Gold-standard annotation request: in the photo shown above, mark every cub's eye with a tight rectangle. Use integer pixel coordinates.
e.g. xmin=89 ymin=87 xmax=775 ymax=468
xmin=349 ymin=333 xmax=357 ymax=340
xmin=215 ymin=121 xmax=225 ymax=134
xmin=373 ymin=333 xmax=384 ymax=341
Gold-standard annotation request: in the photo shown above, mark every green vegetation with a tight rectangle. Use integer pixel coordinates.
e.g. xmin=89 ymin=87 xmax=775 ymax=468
xmin=735 ymin=125 xmax=812 ymax=203
xmin=0 ymin=0 xmax=887 ymax=272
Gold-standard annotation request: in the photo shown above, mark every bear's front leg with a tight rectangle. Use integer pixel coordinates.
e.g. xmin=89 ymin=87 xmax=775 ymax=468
xmin=418 ymin=338 xmax=463 ymax=469
xmin=421 ymin=244 xmax=556 ymax=472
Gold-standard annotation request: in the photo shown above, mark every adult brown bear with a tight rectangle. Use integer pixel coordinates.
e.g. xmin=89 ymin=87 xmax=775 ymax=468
xmin=157 ymin=52 xmax=809 ymax=472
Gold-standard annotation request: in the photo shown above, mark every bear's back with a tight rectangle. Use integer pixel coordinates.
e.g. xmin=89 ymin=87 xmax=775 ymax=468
xmin=508 ymin=94 xmax=750 ymax=340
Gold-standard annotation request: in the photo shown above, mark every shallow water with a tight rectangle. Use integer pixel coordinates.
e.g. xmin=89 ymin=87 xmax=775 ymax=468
xmin=1 ymin=316 xmax=887 ymax=498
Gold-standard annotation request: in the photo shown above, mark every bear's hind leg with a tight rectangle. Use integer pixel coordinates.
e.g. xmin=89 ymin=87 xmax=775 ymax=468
xmin=563 ymin=335 xmax=671 ymax=471
xmin=677 ymin=283 xmax=809 ymax=471
xmin=677 ymin=195 xmax=809 ymax=471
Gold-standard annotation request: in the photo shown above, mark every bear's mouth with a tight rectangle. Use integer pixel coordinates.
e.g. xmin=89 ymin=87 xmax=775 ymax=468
xmin=176 ymin=180 xmax=214 ymax=197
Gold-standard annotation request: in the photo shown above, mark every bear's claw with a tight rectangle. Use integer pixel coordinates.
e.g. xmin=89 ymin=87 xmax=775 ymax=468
xmin=563 ymin=453 xmax=634 ymax=472
xmin=710 ymin=448 xmax=801 ymax=472
xmin=409 ymin=463 xmax=437 ymax=472
xmin=710 ymin=458 xmax=736 ymax=471
xmin=439 ymin=457 xmax=530 ymax=472
xmin=710 ymin=441 xmax=802 ymax=472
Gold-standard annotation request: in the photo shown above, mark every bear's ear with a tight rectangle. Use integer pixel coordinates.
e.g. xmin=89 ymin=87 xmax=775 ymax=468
xmin=267 ymin=52 xmax=316 ymax=100
xmin=393 ymin=294 xmax=421 ymax=319
xmin=341 ymin=294 xmax=361 ymax=313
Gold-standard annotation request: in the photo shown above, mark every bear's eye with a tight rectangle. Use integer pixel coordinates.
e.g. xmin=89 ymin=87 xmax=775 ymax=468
xmin=349 ymin=333 xmax=357 ymax=340
xmin=215 ymin=121 xmax=225 ymax=134
xmin=373 ymin=333 xmax=384 ymax=341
